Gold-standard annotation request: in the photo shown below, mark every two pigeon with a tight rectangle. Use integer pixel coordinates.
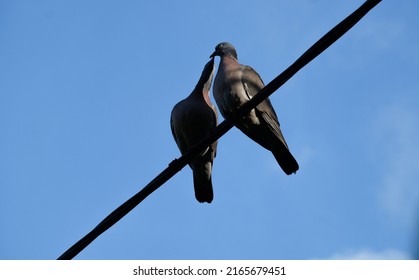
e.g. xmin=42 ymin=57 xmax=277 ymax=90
xmin=171 ymin=42 xmax=298 ymax=203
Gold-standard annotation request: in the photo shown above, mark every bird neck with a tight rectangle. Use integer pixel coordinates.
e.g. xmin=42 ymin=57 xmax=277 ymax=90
xmin=194 ymin=71 xmax=214 ymax=97
xmin=221 ymin=55 xmax=238 ymax=64
xmin=222 ymin=48 xmax=238 ymax=61
xmin=189 ymin=86 xmax=212 ymax=107
xmin=202 ymin=88 xmax=212 ymax=105
xmin=191 ymin=83 xmax=211 ymax=99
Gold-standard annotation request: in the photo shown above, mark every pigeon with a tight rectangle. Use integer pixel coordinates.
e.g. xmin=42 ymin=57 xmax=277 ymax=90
xmin=210 ymin=42 xmax=298 ymax=175
xmin=170 ymin=58 xmax=218 ymax=203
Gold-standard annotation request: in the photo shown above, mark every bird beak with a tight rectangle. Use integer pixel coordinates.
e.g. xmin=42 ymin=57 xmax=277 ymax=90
xmin=209 ymin=50 xmax=218 ymax=58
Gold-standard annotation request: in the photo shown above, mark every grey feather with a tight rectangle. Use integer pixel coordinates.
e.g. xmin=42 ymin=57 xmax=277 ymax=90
xmin=170 ymin=58 xmax=218 ymax=203
xmin=211 ymin=42 xmax=298 ymax=175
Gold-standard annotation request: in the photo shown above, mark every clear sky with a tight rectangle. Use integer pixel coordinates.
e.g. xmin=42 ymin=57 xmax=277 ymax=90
xmin=1 ymin=0 xmax=418 ymax=260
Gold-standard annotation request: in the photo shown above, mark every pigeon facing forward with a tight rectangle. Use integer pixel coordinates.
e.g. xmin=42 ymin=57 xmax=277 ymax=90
xmin=170 ymin=58 xmax=218 ymax=203
xmin=210 ymin=42 xmax=298 ymax=175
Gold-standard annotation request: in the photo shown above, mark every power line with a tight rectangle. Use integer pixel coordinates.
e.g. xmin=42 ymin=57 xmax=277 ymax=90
xmin=58 ymin=0 xmax=381 ymax=260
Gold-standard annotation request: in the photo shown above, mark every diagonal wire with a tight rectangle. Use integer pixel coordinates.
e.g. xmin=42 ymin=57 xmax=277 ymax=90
xmin=58 ymin=0 xmax=381 ymax=260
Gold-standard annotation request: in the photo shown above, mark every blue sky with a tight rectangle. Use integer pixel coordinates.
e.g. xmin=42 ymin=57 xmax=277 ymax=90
xmin=1 ymin=0 xmax=418 ymax=260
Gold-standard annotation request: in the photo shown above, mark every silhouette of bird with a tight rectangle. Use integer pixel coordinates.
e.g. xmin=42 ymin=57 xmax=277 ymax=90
xmin=170 ymin=58 xmax=218 ymax=203
xmin=210 ymin=42 xmax=298 ymax=175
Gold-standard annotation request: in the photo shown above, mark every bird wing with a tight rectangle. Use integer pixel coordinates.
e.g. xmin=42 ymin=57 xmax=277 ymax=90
xmin=241 ymin=66 xmax=289 ymax=148
xmin=170 ymin=102 xmax=190 ymax=155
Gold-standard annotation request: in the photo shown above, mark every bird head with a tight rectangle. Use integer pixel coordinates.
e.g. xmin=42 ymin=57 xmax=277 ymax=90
xmin=210 ymin=42 xmax=238 ymax=60
xmin=197 ymin=57 xmax=215 ymax=90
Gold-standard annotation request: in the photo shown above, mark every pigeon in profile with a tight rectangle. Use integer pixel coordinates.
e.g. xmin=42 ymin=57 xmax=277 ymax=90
xmin=210 ymin=42 xmax=298 ymax=175
xmin=170 ymin=58 xmax=218 ymax=203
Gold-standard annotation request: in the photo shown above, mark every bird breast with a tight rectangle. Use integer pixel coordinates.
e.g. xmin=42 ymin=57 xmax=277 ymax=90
xmin=213 ymin=68 xmax=260 ymax=125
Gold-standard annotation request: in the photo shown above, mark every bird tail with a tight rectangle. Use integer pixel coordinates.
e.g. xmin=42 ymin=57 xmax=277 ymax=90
xmin=271 ymin=145 xmax=299 ymax=175
xmin=192 ymin=162 xmax=214 ymax=203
